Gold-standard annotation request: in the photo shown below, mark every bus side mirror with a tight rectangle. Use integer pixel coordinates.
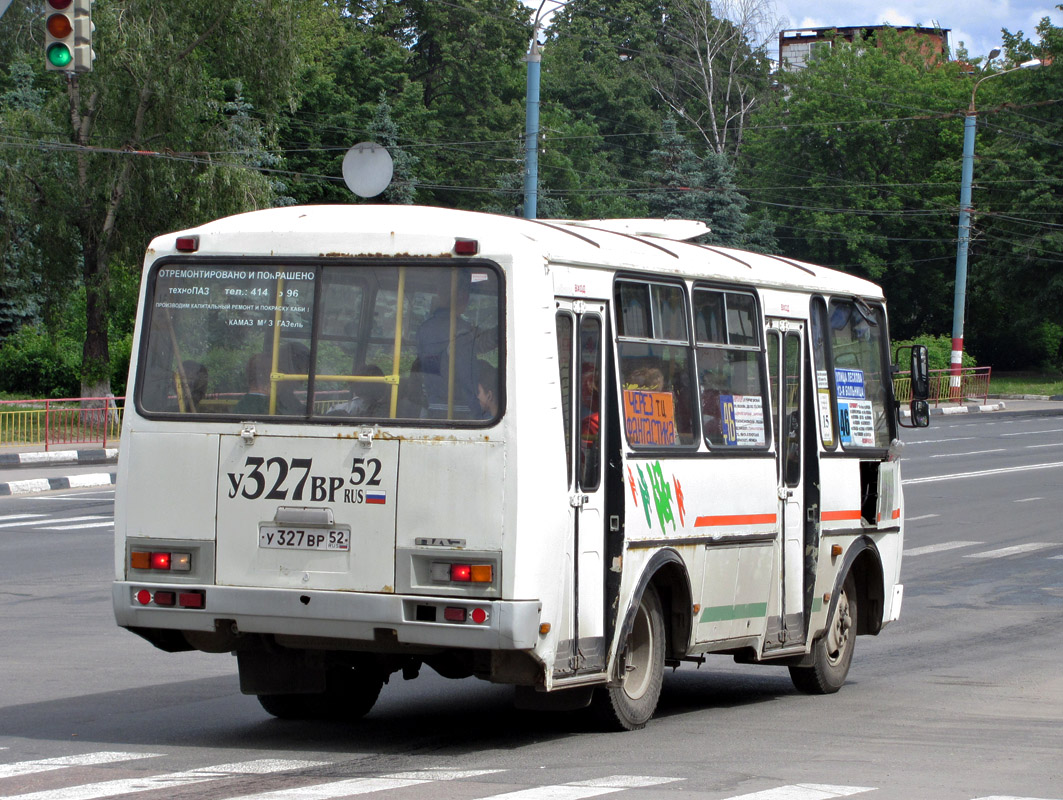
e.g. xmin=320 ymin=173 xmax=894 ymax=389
xmin=894 ymin=344 xmax=931 ymax=429
xmin=910 ymin=345 xmax=930 ymax=401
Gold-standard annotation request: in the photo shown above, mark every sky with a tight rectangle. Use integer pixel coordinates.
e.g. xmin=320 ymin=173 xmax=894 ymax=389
xmin=522 ymin=0 xmax=1063 ymax=60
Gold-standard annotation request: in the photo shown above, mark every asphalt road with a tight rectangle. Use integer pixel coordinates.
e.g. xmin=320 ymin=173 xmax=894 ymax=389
xmin=0 ymin=411 xmax=1060 ymax=800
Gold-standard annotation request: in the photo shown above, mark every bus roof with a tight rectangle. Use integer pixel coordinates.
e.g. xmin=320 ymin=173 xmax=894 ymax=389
xmin=157 ymin=205 xmax=884 ymax=300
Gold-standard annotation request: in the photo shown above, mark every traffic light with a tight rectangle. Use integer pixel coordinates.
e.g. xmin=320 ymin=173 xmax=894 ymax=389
xmin=44 ymin=0 xmax=94 ymax=73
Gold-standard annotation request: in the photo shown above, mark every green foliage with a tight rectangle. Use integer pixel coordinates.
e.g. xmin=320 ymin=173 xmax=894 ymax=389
xmin=892 ymin=334 xmax=976 ymax=371
xmin=0 ymin=325 xmax=81 ymax=398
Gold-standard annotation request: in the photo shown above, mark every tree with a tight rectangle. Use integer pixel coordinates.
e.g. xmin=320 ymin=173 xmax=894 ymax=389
xmin=368 ymin=92 xmax=419 ymax=205
xmin=964 ymin=11 xmax=1063 ymax=368
xmin=0 ymin=1 xmax=308 ymax=397
xmin=741 ymin=28 xmax=970 ymax=339
xmin=650 ymin=0 xmax=779 ymax=156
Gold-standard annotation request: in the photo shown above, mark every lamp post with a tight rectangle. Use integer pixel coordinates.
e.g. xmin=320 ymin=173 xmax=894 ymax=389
xmin=950 ymin=55 xmax=1042 ymax=396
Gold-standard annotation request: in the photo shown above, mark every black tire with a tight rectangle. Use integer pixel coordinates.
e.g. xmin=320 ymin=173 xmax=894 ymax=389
xmin=593 ymin=584 xmax=665 ymax=731
xmin=258 ymin=665 xmax=384 ymax=720
xmin=790 ymin=573 xmax=857 ymax=694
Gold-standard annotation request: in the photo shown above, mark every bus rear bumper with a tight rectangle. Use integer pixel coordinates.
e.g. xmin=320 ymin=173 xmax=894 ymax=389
xmin=113 ymin=582 xmax=542 ymax=651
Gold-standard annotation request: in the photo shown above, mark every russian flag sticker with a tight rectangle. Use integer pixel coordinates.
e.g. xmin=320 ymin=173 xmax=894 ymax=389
xmin=366 ymin=490 xmax=387 ymax=505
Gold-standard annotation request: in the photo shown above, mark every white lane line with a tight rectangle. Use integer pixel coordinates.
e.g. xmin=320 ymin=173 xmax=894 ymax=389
xmin=965 ymin=543 xmax=1058 ymax=559
xmin=973 ymin=795 xmax=1063 ymax=800
xmin=0 ymin=752 xmax=158 ymax=779
xmin=1001 ymin=428 xmax=1063 ymax=437
xmin=1026 ymin=443 xmax=1063 ymax=449
xmin=230 ymin=769 xmax=504 ymax=800
xmin=906 ymin=514 xmax=940 ymax=522
xmin=904 ymin=437 xmax=978 ymax=445
xmin=721 ymin=784 xmax=876 ymax=800
xmin=903 ymin=461 xmax=1063 ymax=485
xmin=905 ymin=541 xmax=983 ymax=556
xmin=455 ymin=775 xmax=680 ymax=800
xmin=1014 ymin=497 xmax=1044 ymax=503
xmin=929 ymin=448 xmax=1005 ymax=458
xmin=0 ymin=759 xmax=326 ymax=800
xmin=36 ymin=516 xmax=110 ymax=524
xmin=40 ymin=522 xmax=114 ymax=530
xmin=0 ymin=514 xmax=45 ymax=522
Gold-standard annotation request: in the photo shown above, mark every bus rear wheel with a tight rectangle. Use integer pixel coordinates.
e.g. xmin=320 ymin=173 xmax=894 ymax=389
xmin=789 ymin=573 xmax=857 ymax=694
xmin=258 ymin=665 xmax=383 ymax=720
xmin=594 ymin=585 xmax=665 ymax=731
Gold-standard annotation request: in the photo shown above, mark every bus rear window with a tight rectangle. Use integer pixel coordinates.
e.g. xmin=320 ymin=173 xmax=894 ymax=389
xmin=137 ymin=262 xmax=502 ymax=424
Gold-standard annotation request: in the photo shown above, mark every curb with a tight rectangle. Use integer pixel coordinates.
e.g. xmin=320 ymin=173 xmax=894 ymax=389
xmin=0 ymin=471 xmax=117 ymax=496
xmin=0 ymin=448 xmax=119 ymax=469
xmin=930 ymin=401 xmax=1008 ymax=416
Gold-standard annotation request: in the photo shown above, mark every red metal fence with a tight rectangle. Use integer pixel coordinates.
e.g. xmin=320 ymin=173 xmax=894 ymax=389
xmin=0 ymin=397 xmax=124 ymax=450
xmin=893 ymin=367 xmax=992 ymax=406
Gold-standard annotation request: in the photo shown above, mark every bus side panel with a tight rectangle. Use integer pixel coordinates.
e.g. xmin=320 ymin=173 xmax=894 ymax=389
xmin=116 ymin=428 xmax=221 ymax=577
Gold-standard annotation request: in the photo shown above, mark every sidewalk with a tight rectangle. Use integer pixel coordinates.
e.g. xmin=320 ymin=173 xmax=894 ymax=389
xmin=0 ymin=444 xmax=118 ymax=496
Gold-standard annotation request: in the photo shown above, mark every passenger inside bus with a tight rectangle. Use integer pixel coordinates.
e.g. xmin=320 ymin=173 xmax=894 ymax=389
xmin=475 ymin=361 xmax=499 ymax=419
xmin=233 ymin=353 xmax=271 ymax=414
xmin=416 ymin=271 xmax=483 ymax=419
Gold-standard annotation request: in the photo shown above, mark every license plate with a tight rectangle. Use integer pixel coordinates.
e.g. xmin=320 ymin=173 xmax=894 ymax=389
xmin=258 ymin=526 xmax=350 ymax=551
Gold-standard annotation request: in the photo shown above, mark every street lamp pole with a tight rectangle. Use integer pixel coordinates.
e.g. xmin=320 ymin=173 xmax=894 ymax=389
xmin=950 ymin=56 xmax=1041 ymax=395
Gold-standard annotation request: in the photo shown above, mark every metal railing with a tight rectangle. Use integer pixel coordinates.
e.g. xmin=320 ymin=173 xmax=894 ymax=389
xmin=0 ymin=396 xmax=124 ymax=450
xmin=893 ymin=367 xmax=991 ymax=406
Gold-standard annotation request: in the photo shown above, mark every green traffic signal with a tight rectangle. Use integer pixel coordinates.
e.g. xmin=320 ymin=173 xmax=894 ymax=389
xmin=47 ymin=42 xmax=73 ymax=68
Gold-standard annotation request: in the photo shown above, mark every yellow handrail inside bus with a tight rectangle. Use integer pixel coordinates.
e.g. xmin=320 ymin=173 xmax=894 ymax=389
xmin=446 ymin=270 xmax=459 ymax=417
xmin=390 ymin=267 xmax=406 ymax=418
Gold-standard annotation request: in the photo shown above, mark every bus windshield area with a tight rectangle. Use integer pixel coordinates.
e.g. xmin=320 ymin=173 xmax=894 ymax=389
xmin=137 ymin=262 xmax=502 ymax=424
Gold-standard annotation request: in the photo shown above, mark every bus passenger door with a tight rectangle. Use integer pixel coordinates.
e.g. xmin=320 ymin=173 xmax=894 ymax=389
xmin=767 ymin=320 xmax=806 ymax=647
xmin=555 ymin=300 xmax=607 ymax=675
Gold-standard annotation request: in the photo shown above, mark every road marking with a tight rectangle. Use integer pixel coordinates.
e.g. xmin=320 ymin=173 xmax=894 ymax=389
xmin=40 ymin=522 xmax=114 ymax=531
xmin=1026 ymin=443 xmax=1063 ymax=449
xmin=903 ymin=461 xmax=1063 ymax=485
xmin=965 ymin=543 xmax=1058 ymax=559
xmin=1001 ymin=428 xmax=1063 ymax=437
xmin=0 ymin=514 xmax=45 ymax=522
xmin=904 ymin=437 xmax=977 ymax=444
xmin=0 ymin=759 xmax=326 ymax=800
xmin=929 ymin=449 xmax=1005 ymax=458
xmin=906 ymin=514 xmax=940 ymax=521
xmin=720 ymin=784 xmax=875 ymax=800
xmin=1014 ymin=497 xmax=1044 ymax=503
xmin=468 ymin=775 xmax=680 ymax=800
xmin=0 ymin=752 xmax=158 ymax=779
xmin=230 ymin=769 xmax=505 ymax=800
xmin=905 ymin=541 xmax=982 ymax=556
xmin=973 ymin=796 xmax=1063 ymax=800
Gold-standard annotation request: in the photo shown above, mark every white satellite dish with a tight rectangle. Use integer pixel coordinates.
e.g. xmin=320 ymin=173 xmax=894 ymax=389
xmin=342 ymin=142 xmax=394 ymax=198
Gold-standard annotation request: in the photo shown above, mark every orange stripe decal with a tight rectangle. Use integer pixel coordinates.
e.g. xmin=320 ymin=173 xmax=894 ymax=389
xmin=822 ymin=510 xmax=862 ymax=521
xmin=892 ymin=508 xmax=902 ymax=520
xmin=695 ymin=513 xmax=777 ymax=527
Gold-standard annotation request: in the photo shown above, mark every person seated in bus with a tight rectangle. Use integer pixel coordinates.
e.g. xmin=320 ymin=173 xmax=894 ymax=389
xmin=397 ymin=358 xmax=427 ymax=419
xmin=233 ymin=353 xmax=271 ymax=414
xmin=416 ymin=271 xmax=480 ymax=418
xmin=181 ymin=360 xmax=209 ymax=411
xmin=327 ymin=365 xmax=389 ymax=418
xmin=623 ymin=364 xmax=665 ymax=391
xmin=475 ymin=360 xmax=499 ymax=419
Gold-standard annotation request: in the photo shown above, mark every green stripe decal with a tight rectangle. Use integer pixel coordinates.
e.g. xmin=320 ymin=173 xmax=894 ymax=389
xmin=811 ymin=597 xmax=823 ymax=613
xmin=699 ymin=602 xmax=768 ymax=623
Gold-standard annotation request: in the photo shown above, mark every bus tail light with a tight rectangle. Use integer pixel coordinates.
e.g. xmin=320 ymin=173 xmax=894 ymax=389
xmin=431 ymin=562 xmax=493 ymax=584
xmin=131 ymin=550 xmax=192 ymax=572
xmin=133 ymin=589 xmax=205 ymax=609
xmin=442 ymin=606 xmax=489 ymax=624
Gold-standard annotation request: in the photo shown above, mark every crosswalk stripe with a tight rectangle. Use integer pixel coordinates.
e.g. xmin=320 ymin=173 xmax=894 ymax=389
xmin=964 ymin=543 xmax=1058 ymax=559
xmin=721 ymin=784 xmax=875 ymax=800
xmin=0 ymin=752 xmax=157 ymax=779
xmin=469 ymin=775 xmax=680 ymax=800
xmin=0 ymin=759 xmax=326 ymax=800
xmin=230 ymin=769 xmax=504 ymax=800
xmin=40 ymin=522 xmax=114 ymax=530
xmin=904 ymin=541 xmax=982 ymax=556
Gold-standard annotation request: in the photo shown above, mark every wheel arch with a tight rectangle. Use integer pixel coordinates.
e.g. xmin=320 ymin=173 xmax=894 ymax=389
xmin=833 ymin=536 xmax=885 ymax=636
xmin=614 ymin=548 xmax=693 ymax=675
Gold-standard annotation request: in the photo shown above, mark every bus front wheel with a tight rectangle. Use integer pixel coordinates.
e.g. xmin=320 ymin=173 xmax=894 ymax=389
xmin=594 ymin=584 xmax=665 ymax=731
xmin=789 ymin=573 xmax=857 ymax=694
xmin=258 ymin=665 xmax=383 ymax=720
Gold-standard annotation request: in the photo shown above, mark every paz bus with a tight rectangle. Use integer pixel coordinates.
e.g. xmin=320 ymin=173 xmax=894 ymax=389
xmin=113 ymin=205 xmax=929 ymax=730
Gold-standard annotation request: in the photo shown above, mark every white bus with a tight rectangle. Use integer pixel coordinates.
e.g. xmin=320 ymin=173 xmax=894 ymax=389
xmin=113 ymin=205 xmax=929 ymax=730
